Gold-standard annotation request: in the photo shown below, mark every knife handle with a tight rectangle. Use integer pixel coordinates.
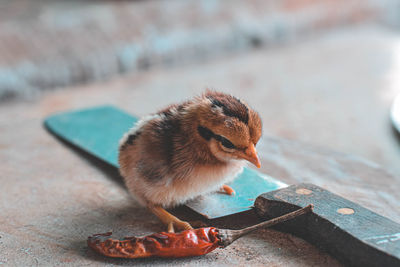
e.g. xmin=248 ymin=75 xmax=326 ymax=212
xmin=254 ymin=183 xmax=400 ymax=267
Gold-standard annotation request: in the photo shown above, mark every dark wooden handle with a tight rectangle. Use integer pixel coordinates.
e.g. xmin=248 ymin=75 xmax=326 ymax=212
xmin=254 ymin=183 xmax=400 ymax=267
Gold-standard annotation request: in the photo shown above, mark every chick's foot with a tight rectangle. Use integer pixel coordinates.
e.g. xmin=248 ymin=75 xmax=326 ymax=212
xmin=167 ymin=220 xmax=193 ymax=233
xmin=220 ymin=184 xmax=235 ymax=195
xmin=148 ymin=205 xmax=193 ymax=233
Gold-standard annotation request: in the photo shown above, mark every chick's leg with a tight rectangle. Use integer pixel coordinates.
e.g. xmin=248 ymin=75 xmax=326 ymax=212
xmin=221 ymin=184 xmax=235 ymax=195
xmin=148 ymin=205 xmax=193 ymax=233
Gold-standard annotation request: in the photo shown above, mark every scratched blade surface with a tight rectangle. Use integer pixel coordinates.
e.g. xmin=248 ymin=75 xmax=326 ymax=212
xmin=44 ymin=106 xmax=286 ymax=219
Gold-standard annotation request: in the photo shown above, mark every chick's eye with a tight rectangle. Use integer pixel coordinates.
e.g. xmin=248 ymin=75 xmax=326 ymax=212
xmin=220 ymin=137 xmax=235 ymax=149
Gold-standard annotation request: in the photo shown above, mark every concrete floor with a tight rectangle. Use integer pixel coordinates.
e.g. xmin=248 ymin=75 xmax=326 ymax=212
xmin=1 ymin=24 xmax=400 ymax=266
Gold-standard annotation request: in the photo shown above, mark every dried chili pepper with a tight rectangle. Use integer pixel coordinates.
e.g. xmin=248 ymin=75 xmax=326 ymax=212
xmin=88 ymin=204 xmax=313 ymax=259
xmin=88 ymin=227 xmax=220 ymax=258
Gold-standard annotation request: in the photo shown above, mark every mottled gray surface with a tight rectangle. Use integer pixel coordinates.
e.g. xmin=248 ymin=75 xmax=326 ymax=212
xmin=0 ymin=0 xmax=398 ymax=100
xmin=1 ymin=24 xmax=400 ymax=266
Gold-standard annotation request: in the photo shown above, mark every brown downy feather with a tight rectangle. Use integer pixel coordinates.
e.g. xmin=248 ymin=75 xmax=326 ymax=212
xmin=118 ymin=90 xmax=262 ymax=208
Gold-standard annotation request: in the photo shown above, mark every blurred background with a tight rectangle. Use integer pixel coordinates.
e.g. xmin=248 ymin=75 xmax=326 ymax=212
xmin=1 ymin=0 xmax=400 ymax=176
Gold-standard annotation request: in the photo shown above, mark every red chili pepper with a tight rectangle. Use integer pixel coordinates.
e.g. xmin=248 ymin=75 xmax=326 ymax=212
xmin=88 ymin=227 xmax=221 ymax=258
xmin=88 ymin=205 xmax=312 ymax=259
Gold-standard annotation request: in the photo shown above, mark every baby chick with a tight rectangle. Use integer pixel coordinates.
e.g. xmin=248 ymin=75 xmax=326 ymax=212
xmin=118 ymin=91 xmax=262 ymax=232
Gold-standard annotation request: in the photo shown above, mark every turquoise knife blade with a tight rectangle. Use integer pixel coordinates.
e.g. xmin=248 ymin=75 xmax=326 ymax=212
xmin=44 ymin=105 xmax=285 ymax=219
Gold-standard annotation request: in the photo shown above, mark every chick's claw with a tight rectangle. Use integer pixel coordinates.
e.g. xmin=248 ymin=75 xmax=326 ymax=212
xmin=167 ymin=220 xmax=193 ymax=233
xmin=221 ymin=184 xmax=235 ymax=195
xmin=148 ymin=205 xmax=193 ymax=233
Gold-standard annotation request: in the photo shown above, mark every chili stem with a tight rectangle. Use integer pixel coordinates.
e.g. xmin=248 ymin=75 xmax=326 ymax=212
xmin=218 ymin=204 xmax=314 ymax=247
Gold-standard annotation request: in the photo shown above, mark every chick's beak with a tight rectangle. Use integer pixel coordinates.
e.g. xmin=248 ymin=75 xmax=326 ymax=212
xmin=241 ymin=143 xmax=261 ymax=168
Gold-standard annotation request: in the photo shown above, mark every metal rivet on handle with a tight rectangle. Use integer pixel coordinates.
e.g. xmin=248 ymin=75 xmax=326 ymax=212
xmin=296 ymin=188 xmax=312 ymax=195
xmin=337 ymin=208 xmax=354 ymax=215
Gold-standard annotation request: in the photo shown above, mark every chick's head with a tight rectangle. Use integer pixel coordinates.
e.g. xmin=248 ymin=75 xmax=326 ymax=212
xmin=195 ymin=91 xmax=262 ymax=167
